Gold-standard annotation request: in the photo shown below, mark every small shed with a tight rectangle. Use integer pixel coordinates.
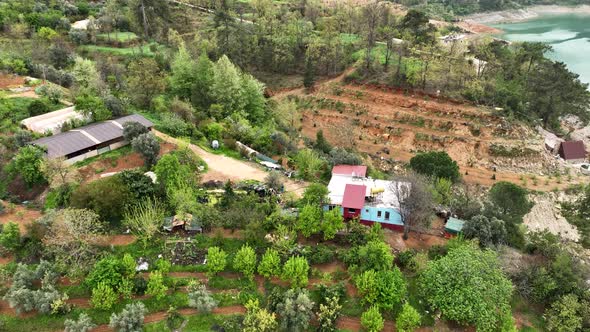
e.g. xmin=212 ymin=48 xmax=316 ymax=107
xmin=163 ymin=214 xmax=202 ymax=233
xmin=444 ymin=217 xmax=465 ymax=238
xmin=558 ymin=141 xmax=586 ymax=163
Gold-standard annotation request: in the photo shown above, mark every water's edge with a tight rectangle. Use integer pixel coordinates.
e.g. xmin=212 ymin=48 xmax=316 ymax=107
xmin=464 ymin=5 xmax=590 ymax=24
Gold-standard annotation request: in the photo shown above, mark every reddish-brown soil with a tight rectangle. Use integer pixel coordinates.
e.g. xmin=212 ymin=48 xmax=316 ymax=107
xmin=337 ymin=316 xmax=395 ymax=331
xmin=314 ymin=261 xmax=347 ymax=274
xmin=0 ymin=203 xmax=42 ymax=233
xmin=92 ymin=234 xmax=137 ymax=246
xmin=79 ymin=142 xmax=176 ymax=183
xmin=0 ymin=300 xmax=37 ymax=318
xmin=210 ymin=227 xmax=245 ymax=239
xmin=0 ymin=74 xmax=24 ymax=89
xmin=281 ymin=74 xmax=588 ymax=190
xmin=6 ymin=90 xmax=38 ymax=99
xmin=457 ymin=20 xmax=503 ymax=34
xmin=385 ymin=231 xmax=448 ymax=252
xmin=0 ymin=255 xmax=14 ymax=265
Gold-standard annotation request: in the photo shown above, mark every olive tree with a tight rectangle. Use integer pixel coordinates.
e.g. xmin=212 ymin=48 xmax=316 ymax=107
xmin=123 ymin=121 xmax=149 ymax=142
xmin=131 ymin=132 xmax=160 ymax=167
xmin=109 ymin=302 xmax=147 ymax=332
xmin=65 ymin=313 xmax=96 ymax=332
xmin=187 ymin=280 xmax=218 ymax=313
xmin=275 ymin=289 xmax=315 ymax=332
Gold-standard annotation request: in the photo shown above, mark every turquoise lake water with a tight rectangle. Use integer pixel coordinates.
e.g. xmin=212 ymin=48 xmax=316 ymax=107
xmin=492 ymin=13 xmax=590 ymax=84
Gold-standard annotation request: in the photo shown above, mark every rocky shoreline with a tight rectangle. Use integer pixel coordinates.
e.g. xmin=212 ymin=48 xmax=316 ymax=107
xmin=465 ymin=4 xmax=590 ymax=24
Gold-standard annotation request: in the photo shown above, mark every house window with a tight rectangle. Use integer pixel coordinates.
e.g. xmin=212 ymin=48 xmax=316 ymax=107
xmin=365 ymin=209 xmax=369 ymax=213
xmin=348 ymin=208 xmax=356 ymax=214
xmin=377 ymin=211 xmax=382 ymax=218
xmin=328 ymin=205 xmax=335 ymax=211
xmin=385 ymin=212 xmax=390 ymax=220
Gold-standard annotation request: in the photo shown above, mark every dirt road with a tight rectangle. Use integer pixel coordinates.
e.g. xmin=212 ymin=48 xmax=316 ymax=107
xmin=153 ymin=130 xmax=308 ymax=196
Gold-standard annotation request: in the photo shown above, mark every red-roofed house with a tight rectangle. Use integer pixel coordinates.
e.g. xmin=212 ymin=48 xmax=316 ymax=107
xmin=326 ymin=165 xmax=407 ymax=231
xmin=342 ymin=184 xmax=366 ymax=219
xmin=332 ymin=165 xmax=367 ymax=177
xmin=558 ymin=141 xmax=587 ymax=163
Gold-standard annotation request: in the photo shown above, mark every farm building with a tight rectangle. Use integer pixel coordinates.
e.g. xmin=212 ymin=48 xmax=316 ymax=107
xmin=558 ymin=140 xmax=587 ymax=163
xmin=444 ymin=217 xmax=465 ymax=238
xmin=21 ymin=106 xmax=87 ymax=134
xmin=326 ymin=165 xmax=406 ymax=231
xmin=30 ymin=114 xmax=153 ymax=164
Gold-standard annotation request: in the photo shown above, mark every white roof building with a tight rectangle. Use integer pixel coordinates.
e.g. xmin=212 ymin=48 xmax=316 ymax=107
xmin=327 ymin=173 xmax=405 ymax=209
xmin=21 ymin=106 xmax=87 ymax=134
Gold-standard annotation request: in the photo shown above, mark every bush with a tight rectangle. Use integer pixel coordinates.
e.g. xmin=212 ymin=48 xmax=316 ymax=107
xmin=0 ymin=222 xmax=21 ymax=252
xmin=159 ymin=113 xmax=194 ymax=137
xmin=146 ymin=270 xmax=168 ymax=300
xmin=65 ymin=313 xmax=96 ymax=332
xmin=409 ymin=151 xmax=460 ymax=182
xmin=123 ymin=122 xmax=149 ymax=142
xmin=85 ymin=256 xmax=124 ymax=291
xmin=396 ymin=303 xmax=421 ymax=332
xmin=187 ymin=281 xmax=218 ymax=313
xmin=361 ymin=305 xmax=384 ymax=332
xmin=133 ymin=276 xmax=147 ymax=295
xmin=109 ymin=302 xmax=146 ymax=332
xmin=206 ymin=247 xmax=227 ymax=276
xmin=70 ymin=176 xmax=133 ymax=223
xmin=131 ymin=133 xmax=160 ymax=167
xmin=91 ymin=282 xmax=118 ymax=310
xmin=27 ymin=99 xmax=51 ymax=116
xmin=306 ymin=245 xmax=335 ymax=265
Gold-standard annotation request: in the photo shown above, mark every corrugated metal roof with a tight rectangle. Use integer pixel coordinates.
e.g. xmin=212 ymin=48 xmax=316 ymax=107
xmin=30 ymin=114 xmax=152 ymax=158
xmin=445 ymin=217 xmax=465 ymax=234
xmin=32 ymin=131 xmax=96 ymax=158
xmin=332 ymin=165 xmax=367 ymax=177
xmin=559 ymin=141 xmax=586 ymax=160
xmin=342 ymin=184 xmax=367 ymax=209
xmin=114 ymin=114 xmax=154 ymax=128
xmin=21 ymin=106 xmax=87 ymax=134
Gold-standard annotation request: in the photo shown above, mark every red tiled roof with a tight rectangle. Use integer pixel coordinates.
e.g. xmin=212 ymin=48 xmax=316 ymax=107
xmin=559 ymin=141 xmax=586 ymax=160
xmin=342 ymin=184 xmax=366 ymax=209
xmin=332 ymin=165 xmax=368 ymax=177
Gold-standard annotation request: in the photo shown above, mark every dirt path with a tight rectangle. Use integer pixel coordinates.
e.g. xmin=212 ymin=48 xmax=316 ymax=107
xmin=337 ymin=316 xmax=395 ymax=331
xmin=0 ymin=203 xmax=42 ymax=233
xmin=153 ymin=130 xmax=308 ymax=196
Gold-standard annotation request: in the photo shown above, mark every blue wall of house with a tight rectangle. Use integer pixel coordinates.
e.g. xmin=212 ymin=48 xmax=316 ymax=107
xmin=324 ymin=205 xmax=403 ymax=226
xmin=361 ymin=206 xmax=403 ymax=226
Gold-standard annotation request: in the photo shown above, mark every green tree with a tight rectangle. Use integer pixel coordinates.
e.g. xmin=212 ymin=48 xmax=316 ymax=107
xmin=75 ymin=94 xmax=112 ymax=121
xmin=187 ymin=280 xmax=218 ymax=313
xmin=488 ymin=181 xmax=532 ymax=224
xmin=282 ymin=256 xmax=309 ymax=288
xmin=192 ymin=52 xmax=214 ymax=111
xmin=8 ymin=146 xmax=46 ymax=186
xmin=297 ymin=205 xmax=322 ymax=238
xmin=357 ymin=240 xmax=394 ymax=272
xmin=317 ymin=296 xmax=342 ymax=332
xmin=123 ymin=198 xmax=166 ymax=247
xmin=528 ymin=61 xmax=590 ymax=129
xmin=321 ymin=208 xmax=344 ymax=240
xmin=396 ymin=303 xmax=421 ymax=332
xmin=301 ymin=183 xmax=329 ymax=206
xmin=169 ymin=46 xmax=197 ymax=100
xmin=276 ymin=289 xmax=315 ymax=332
xmin=303 ymin=57 xmax=316 ymax=91
xmin=123 ymin=122 xmax=149 ymax=142
xmin=419 ymin=243 xmax=513 ymax=331
xmin=91 ymin=282 xmax=118 ymax=310
xmin=86 ymin=256 xmax=124 ymax=290
xmin=295 ymin=149 xmax=326 ymax=181
xmin=131 ymin=132 xmax=160 ymax=167
xmin=545 ymin=294 xmax=583 ymax=332
xmin=109 ymin=302 xmax=146 ymax=332
xmin=355 ymin=269 xmax=406 ymax=310
xmin=361 ymin=305 xmax=384 ymax=332
xmin=258 ymin=248 xmax=281 ymax=278
xmin=70 ymin=176 xmax=133 ymax=222
xmin=0 ymin=222 xmax=20 ymax=252
xmin=243 ymin=299 xmax=278 ymax=332
xmin=409 ymin=151 xmax=460 ymax=182
xmin=127 ymin=58 xmax=166 ymax=108
xmin=206 ymin=247 xmax=227 ymax=276
xmin=210 ymin=55 xmax=245 ymax=118
xmin=65 ymin=313 xmax=96 ymax=332
xmin=233 ymin=244 xmax=257 ymax=280
xmin=146 ymin=270 xmax=168 ymax=300
xmin=463 ymin=215 xmax=507 ymax=247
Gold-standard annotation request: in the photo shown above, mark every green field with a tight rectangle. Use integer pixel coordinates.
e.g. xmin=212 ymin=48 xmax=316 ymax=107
xmin=80 ymin=42 xmax=163 ymax=56
xmin=96 ymin=31 xmax=139 ymax=42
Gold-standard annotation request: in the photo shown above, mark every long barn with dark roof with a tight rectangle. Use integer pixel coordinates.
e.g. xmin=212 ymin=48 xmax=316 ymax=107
xmin=30 ymin=114 xmax=153 ymax=164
